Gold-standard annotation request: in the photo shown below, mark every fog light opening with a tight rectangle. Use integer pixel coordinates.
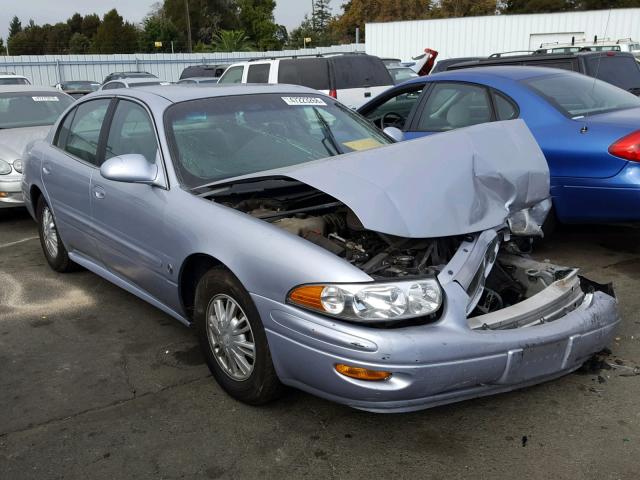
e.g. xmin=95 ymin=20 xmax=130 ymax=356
xmin=335 ymin=363 xmax=391 ymax=381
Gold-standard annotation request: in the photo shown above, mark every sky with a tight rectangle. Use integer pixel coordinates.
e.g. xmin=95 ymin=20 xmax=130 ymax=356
xmin=1 ymin=0 xmax=343 ymax=40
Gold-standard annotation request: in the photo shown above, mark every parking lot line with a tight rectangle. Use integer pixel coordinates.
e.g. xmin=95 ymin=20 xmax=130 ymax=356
xmin=0 ymin=236 xmax=39 ymax=249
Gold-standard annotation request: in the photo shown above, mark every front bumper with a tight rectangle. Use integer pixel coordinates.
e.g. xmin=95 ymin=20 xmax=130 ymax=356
xmin=254 ymin=230 xmax=620 ymax=412
xmin=0 ymin=176 xmax=24 ymax=208
xmin=255 ymin=284 xmax=618 ymax=412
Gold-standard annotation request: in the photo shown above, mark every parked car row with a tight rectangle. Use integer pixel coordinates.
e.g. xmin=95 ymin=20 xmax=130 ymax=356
xmin=1 ymin=48 xmax=631 ymax=413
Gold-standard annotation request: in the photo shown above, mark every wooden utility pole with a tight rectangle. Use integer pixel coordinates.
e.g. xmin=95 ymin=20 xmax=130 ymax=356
xmin=185 ymin=0 xmax=193 ymax=53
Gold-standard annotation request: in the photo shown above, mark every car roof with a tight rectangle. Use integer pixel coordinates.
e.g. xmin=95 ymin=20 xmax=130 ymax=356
xmin=92 ymin=83 xmax=323 ymax=103
xmin=406 ymin=65 xmax=578 ymax=84
xmin=0 ymin=85 xmax=61 ymax=93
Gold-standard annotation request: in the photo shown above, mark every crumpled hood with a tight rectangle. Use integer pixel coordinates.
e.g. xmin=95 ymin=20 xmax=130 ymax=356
xmin=0 ymin=125 xmax=51 ymax=162
xmin=217 ymin=119 xmax=550 ymax=238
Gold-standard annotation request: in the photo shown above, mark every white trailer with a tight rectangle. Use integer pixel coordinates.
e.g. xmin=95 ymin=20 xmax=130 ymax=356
xmin=365 ymin=8 xmax=640 ymax=61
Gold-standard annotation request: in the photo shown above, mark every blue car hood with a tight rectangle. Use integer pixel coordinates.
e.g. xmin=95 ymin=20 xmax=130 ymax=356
xmin=213 ymin=119 xmax=550 ymax=238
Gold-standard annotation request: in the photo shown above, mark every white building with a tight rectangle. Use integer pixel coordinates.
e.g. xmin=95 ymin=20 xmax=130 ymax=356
xmin=365 ymin=8 xmax=640 ymax=60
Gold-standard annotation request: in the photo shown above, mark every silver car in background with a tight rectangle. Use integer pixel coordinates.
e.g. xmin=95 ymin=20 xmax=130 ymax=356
xmin=21 ymin=85 xmax=620 ymax=412
xmin=0 ymin=86 xmax=73 ymax=208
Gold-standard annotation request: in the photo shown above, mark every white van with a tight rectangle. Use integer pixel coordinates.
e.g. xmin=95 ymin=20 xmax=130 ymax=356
xmin=218 ymin=54 xmax=394 ymax=109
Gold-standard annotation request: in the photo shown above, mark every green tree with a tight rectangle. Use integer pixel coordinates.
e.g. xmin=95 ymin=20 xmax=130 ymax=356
xmin=433 ymin=0 xmax=497 ymax=17
xmin=44 ymin=23 xmax=72 ymax=54
xmin=212 ymin=29 xmax=253 ymax=51
xmin=237 ymin=0 xmax=283 ymax=50
xmin=8 ymin=16 xmax=22 ymax=39
xmin=81 ymin=14 xmax=101 ymax=40
xmin=0 ymin=37 xmax=6 ymax=55
xmin=502 ymin=0 xmax=572 ymax=13
xmin=142 ymin=5 xmax=179 ymax=52
xmin=67 ymin=13 xmax=83 ymax=35
xmin=313 ymin=0 xmax=333 ymax=30
xmin=93 ymin=9 xmax=139 ymax=53
xmin=68 ymin=32 xmax=91 ymax=53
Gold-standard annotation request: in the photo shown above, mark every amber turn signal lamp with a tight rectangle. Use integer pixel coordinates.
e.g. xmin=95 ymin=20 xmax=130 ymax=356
xmin=335 ymin=364 xmax=392 ymax=381
xmin=0 ymin=192 xmax=7 ymax=198
xmin=288 ymin=285 xmax=325 ymax=311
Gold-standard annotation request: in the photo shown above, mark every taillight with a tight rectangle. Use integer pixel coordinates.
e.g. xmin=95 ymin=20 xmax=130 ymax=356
xmin=609 ymin=130 xmax=640 ymax=162
xmin=329 ymin=89 xmax=337 ymax=99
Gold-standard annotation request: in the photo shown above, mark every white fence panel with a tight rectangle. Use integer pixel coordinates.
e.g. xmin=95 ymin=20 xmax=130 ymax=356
xmin=0 ymin=44 xmax=364 ymax=86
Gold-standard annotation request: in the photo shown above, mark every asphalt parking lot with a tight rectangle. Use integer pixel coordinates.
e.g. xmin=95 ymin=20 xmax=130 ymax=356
xmin=1 ymin=208 xmax=639 ymax=480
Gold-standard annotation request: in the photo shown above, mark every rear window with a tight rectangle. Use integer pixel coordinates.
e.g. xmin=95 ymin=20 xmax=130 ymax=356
xmin=522 ymin=72 xmax=640 ymax=117
xmin=522 ymin=58 xmax=576 ymax=71
xmin=331 ymin=56 xmax=393 ymax=89
xmin=584 ymin=55 xmax=640 ymax=91
xmin=0 ymin=77 xmax=29 ymax=85
xmin=247 ymin=64 xmax=270 ymax=83
xmin=278 ymin=58 xmax=331 ymax=90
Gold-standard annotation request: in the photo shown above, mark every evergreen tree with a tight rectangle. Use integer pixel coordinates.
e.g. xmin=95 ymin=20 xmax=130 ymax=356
xmin=8 ymin=16 xmax=22 ymax=39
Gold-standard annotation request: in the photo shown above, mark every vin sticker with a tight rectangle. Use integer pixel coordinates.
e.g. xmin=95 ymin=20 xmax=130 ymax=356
xmin=32 ymin=96 xmax=60 ymax=102
xmin=281 ymin=96 xmax=327 ymax=106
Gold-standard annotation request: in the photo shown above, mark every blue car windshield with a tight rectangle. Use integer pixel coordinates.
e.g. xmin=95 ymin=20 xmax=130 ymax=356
xmin=165 ymin=93 xmax=391 ymax=189
xmin=522 ymin=73 xmax=640 ymax=118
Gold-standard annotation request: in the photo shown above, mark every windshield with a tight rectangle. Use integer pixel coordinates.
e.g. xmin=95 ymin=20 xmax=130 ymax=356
xmin=0 ymin=92 xmax=73 ymax=129
xmin=165 ymin=93 xmax=391 ymax=189
xmin=0 ymin=77 xmax=29 ymax=85
xmin=62 ymin=81 xmax=100 ymax=91
xmin=522 ymin=73 xmax=640 ymax=117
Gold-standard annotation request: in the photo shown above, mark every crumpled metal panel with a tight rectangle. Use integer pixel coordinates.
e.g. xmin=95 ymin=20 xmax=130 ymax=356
xmin=262 ymin=119 xmax=550 ymax=238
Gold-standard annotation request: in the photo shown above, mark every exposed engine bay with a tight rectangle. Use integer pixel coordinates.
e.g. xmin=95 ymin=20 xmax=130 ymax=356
xmin=213 ymin=179 xmax=464 ymax=279
xmin=209 ymin=178 xmax=601 ymax=327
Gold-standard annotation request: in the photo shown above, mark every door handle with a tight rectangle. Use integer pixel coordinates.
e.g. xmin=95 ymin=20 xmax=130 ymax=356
xmin=92 ymin=186 xmax=105 ymax=200
xmin=42 ymin=164 xmax=51 ymax=175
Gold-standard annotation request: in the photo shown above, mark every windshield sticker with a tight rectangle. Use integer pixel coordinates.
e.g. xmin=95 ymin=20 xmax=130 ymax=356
xmin=281 ymin=96 xmax=327 ymax=106
xmin=342 ymin=138 xmax=383 ymax=152
xmin=32 ymin=96 xmax=60 ymax=102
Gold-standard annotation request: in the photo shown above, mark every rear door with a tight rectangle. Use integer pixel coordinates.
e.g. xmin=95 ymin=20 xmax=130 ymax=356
xmin=277 ymin=58 xmax=332 ymax=94
xmin=43 ymin=98 xmax=111 ymax=259
xmin=246 ymin=63 xmax=271 ymax=84
xmin=330 ymin=56 xmax=394 ymax=109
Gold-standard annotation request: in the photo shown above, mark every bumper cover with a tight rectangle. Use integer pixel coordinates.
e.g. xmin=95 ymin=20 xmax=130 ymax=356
xmin=254 ymin=279 xmax=620 ymax=413
xmin=0 ymin=177 xmax=24 ymax=208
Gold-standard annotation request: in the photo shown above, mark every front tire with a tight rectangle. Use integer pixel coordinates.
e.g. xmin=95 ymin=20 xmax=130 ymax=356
xmin=194 ymin=267 xmax=283 ymax=405
xmin=36 ymin=197 xmax=78 ymax=273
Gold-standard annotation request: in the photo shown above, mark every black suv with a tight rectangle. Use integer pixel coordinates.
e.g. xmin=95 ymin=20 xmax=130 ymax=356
xmin=179 ymin=64 xmax=230 ymax=80
xmin=447 ymin=51 xmax=640 ymax=95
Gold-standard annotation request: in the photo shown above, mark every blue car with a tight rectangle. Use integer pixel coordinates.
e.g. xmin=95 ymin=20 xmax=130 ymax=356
xmin=358 ymin=66 xmax=640 ymax=224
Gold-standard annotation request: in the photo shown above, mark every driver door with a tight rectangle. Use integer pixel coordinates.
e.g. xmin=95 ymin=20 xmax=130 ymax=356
xmin=90 ymin=98 xmax=176 ymax=303
xmin=359 ymin=83 xmax=426 ymax=137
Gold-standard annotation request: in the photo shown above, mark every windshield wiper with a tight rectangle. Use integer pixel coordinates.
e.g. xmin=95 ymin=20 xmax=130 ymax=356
xmin=628 ymin=87 xmax=640 ymax=96
xmin=193 ymin=177 xmax=302 ymax=197
xmin=313 ymin=107 xmax=342 ymax=156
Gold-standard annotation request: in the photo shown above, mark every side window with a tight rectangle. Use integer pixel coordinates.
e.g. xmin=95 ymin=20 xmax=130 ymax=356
xmin=247 ymin=64 xmax=270 ymax=83
xmin=416 ymin=82 xmax=492 ymax=132
xmin=105 ymin=100 xmax=158 ymax=164
xmin=218 ymin=66 xmax=244 ymax=84
xmin=523 ymin=59 xmax=575 ymax=71
xmin=103 ymin=82 xmax=124 ymax=90
xmin=493 ymin=92 xmax=519 ymax=120
xmin=363 ymin=86 xmax=424 ymax=130
xmin=55 ymin=110 xmax=76 ymax=149
xmin=64 ymin=99 xmax=110 ymax=165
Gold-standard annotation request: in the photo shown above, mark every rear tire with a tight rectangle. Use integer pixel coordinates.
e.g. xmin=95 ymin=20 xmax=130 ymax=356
xmin=194 ymin=267 xmax=283 ymax=405
xmin=36 ymin=197 xmax=78 ymax=273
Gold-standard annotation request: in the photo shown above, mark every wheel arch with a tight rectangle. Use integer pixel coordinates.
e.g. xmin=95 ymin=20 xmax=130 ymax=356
xmin=178 ymin=253 xmax=227 ymax=321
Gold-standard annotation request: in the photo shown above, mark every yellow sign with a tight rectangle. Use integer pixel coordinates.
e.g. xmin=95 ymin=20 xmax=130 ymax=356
xmin=304 ymin=37 xmax=312 ymax=43
xmin=342 ymin=138 xmax=383 ymax=152
xmin=154 ymin=41 xmax=163 ymax=48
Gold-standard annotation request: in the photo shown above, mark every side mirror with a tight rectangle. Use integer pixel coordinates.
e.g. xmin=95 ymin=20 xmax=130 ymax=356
xmin=383 ymin=126 xmax=405 ymax=142
xmin=100 ymin=154 xmax=158 ymax=185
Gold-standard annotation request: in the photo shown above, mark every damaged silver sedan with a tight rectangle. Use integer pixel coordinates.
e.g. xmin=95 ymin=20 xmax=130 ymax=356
xmin=21 ymin=85 xmax=620 ymax=412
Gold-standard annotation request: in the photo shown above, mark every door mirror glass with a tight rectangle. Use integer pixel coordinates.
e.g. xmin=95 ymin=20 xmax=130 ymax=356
xmin=383 ymin=126 xmax=405 ymax=142
xmin=100 ymin=154 xmax=158 ymax=184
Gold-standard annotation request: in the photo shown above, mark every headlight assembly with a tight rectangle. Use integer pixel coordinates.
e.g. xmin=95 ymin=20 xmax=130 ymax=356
xmin=0 ymin=159 xmax=11 ymax=175
xmin=287 ymin=279 xmax=442 ymax=323
xmin=12 ymin=159 xmax=23 ymax=174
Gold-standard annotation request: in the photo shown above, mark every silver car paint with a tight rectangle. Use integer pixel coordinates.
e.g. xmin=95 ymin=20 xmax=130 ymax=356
xmin=21 ymin=85 xmax=619 ymax=412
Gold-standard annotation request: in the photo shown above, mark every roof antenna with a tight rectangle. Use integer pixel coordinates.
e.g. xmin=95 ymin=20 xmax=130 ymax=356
xmin=582 ymin=8 xmax=612 ymax=133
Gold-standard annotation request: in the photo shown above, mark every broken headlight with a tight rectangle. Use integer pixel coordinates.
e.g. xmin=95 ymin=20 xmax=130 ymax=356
xmin=287 ymin=279 xmax=442 ymax=323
